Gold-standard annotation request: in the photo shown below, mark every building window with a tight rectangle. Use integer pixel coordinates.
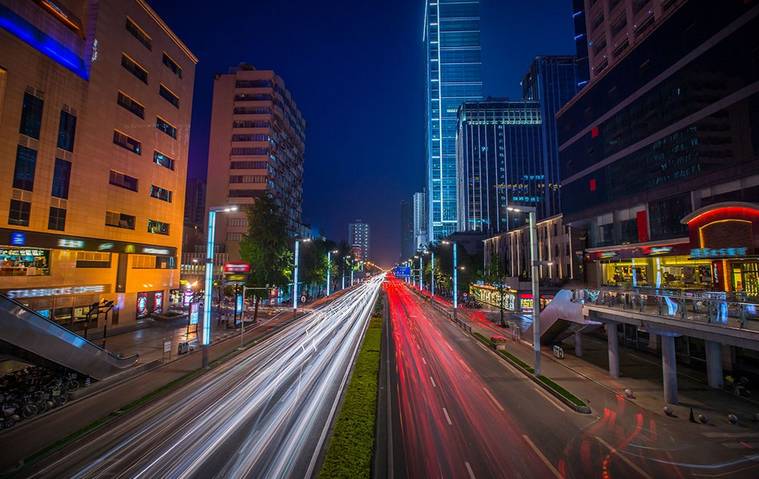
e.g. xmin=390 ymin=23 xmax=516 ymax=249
xmin=233 ymin=120 xmax=270 ymax=128
xmin=147 ymin=219 xmax=170 ymax=235
xmin=109 ymin=170 xmax=138 ymax=192
xmin=57 ymin=110 xmax=77 ymax=151
xmin=125 ymin=17 xmax=152 ymax=50
xmin=162 ymin=53 xmax=182 ymax=78
xmin=233 ymin=106 xmax=272 ymax=115
xmin=51 ymin=158 xmax=72 ymax=199
xmin=228 ymin=190 xmax=263 ymax=198
xmin=8 ymin=200 xmax=31 ymax=226
xmin=230 ymin=147 xmax=269 ymax=156
xmin=117 ymin=92 xmax=145 ymax=118
xmin=132 ymin=254 xmax=156 ymax=269
xmin=121 ymin=54 xmax=148 ymax=84
xmin=75 ymin=251 xmax=111 ymax=268
xmin=113 ymin=130 xmax=141 ymax=154
xmin=13 ymin=145 xmax=37 ymax=191
xmin=150 ymin=185 xmax=173 ymax=202
xmin=227 ymin=232 xmax=243 ymax=241
xmin=156 ymin=117 xmax=177 ymax=139
xmin=229 ymin=175 xmax=267 ymax=183
xmin=48 ymin=206 xmax=66 ymax=231
xmin=235 ymin=80 xmax=272 ymax=88
xmin=230 ymin=161 xmax=267 ymax=169
xmin=159 ymin=84 xmax=179 ymax=108
xmin=153 ymin=151 xmax=175 ymax=170
xmin=19 ymin=92 xmax=43 ymax=139
xmin=232 ymin=134 xmax=269 ymax=142
xmin=105 ymin=211 xmax=136 ymax=229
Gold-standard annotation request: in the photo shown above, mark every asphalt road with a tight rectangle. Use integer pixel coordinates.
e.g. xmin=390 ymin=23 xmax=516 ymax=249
xmin=24 ymin=276 xmax=383 ymax=479
xmin=384 ymin=276 xmax=759 ymax=479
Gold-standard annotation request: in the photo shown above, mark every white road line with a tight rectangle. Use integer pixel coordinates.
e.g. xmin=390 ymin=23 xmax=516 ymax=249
xmin=446 ymin=342 xmax=453 ymax=352
xmin=422 ymin=357 xmax=427 ymax=365
xmin=522 ymin=434 xmax=562 ymax=479
xmin=443 ymin=407 xmax=452 ymax=425
xmin=458 ymin=358 xmax=472 ymax=373
xmin=702 ymin=432 xmax=759 ymax=439
xmin=430 ymin=376 xmax=437 ymax=388
xmin=482 ymin=387 xmax=505 ymax=412
xmin=532 ymin=385 xmax=566 ymax=412
xmin=465 ymin=461 xmax=476 ymax=479
xmin=595 ymin=436 xmax=653 ymax=479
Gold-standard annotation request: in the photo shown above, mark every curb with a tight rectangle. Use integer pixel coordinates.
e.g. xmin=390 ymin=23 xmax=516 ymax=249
xmin=407 ymin=285 xmax=591 ymax=415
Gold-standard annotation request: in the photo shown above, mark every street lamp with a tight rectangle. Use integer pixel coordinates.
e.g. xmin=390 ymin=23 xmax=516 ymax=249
xmin=203 ymin=205 xmax=238 ymax=368
xmin=327 ymin=249 xmax=338 ymax=296
xmin=441 ymin=240 xmax=458 ymax=318
xmin=507 ymin=205 xmax=541 ymax=376
xmin=414 ymin=254 xmax=423 ymax=291
xmin=293 ymin=237 xmax=311 ymax=312
xmin=342 ymin=255 xmax=351 ymax=289
xmin=430 ymin=250 xmax=435 ymax=296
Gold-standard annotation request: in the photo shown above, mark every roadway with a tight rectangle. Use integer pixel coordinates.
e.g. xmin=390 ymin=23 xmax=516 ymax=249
xmin=384 ymin=276 xmax=759 ymax=479
xmin=24 ymin=275 xmax=383 ymax=479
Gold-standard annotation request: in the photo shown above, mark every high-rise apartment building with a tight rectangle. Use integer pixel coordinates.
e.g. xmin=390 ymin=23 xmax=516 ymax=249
xmin=206 ymin=64 xmax=305 ymax=261
xmin=400 ymin=199 xmax=414 ymax=260
xmin=412 ymin=191 xmax=427 ymax=250
xmin=579 ymin=0 xmax=686 ymax=81
xmin=0 ymin=0 xmax=196 ymax=325
xmin=456 ymin=100 xmax=543 ymax=235
xmin=348 ymin=220 xmax=370 ymax=261
xmin=424 ymin=0 xmax=483 ymax=241
xmin=571 ymin=0 xmax=590 ymax=88
xmin=522 ymin=56 xmax=579 ymax=217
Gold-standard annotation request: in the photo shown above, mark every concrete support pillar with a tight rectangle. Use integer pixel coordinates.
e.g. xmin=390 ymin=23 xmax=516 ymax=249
xmin=647 ymin=331 xmax=658 ymax=351
xmin=661 ymin=335 xmax=678 ymax=404
xmin=574 ymin=331 xmax=583 ymax=357
xmin=705 ymin=340 xmax=723 ymax=389
xmin=607 ymin=323 xmax=619 ymax=378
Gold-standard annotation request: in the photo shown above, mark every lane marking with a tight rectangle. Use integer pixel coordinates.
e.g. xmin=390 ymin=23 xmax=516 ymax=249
xmin=532 ymin=385 xmax=566 ymax=412
xmin=522 ymin=434 xmax=562 ymax=479
xmin=443 ymin=407 xmax=453 ymax=425
xmin=446 ymin=342 xmax=453 ymax=352
xmin=458 ymin=358 xmax=472 ymax=373
xmin=430 ymin=376 xmax=437 ymax=388
xmin=595 ymin=436 xmax=653 ymax=479
xmin=702 ymin=432 xmax=759 ymax=439
xmin=465 ymin=461 xmax=476 ymax=479
xmin=482 ymin=387 xmax=505 ymax=412
xmin=422 ymin=357 xmax=427 ymax=365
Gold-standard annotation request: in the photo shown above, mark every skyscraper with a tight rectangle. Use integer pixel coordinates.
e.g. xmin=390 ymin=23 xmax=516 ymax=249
xmin=424 ymin=0 xmax=483 ymax=241
xmin=412 ymin=191 xmax=427 ymax=250
xmin=348 ymin=220 xmax=370 ymax=262
xmin=0 ymin=0 xmax=196 ymax=324
xmin=571 ymin=0 xmax=590 ymax=89
xmin=456 ymin=99 xmax=543 ymax=234
xmin=522 ymin=56 xmax=579 ymax=217
xmin=400 ymin=200 xmax=414 ymax=260
xmin=205 ymin=64 xmax=306 ymax=261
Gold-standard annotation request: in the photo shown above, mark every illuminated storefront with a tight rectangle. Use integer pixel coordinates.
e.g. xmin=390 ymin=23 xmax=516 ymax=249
xmin=469 ymin=283 xmax=553 ymax=313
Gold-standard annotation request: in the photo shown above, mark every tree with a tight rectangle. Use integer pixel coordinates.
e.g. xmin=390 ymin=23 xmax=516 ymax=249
xmin=485 ymin=251 xmax=507 ymax=326
xmin=300 ymin=238 xmax=334 ymax=297
xmin=239 ymin=194 xmax=292 ymax=322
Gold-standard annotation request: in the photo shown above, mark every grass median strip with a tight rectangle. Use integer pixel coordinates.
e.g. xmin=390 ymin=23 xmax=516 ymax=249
xmin=318 ymin=305 xmax=383 ymax=479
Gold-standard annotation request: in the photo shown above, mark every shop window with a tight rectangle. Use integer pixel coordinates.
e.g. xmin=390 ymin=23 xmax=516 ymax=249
xmin=19 ymin=92 xmax=43 ymax=139
xmin=47 ymin=206 xmax=66 ymax=231
xmin=13 ymin=145 xmax=37 ymax=191
xmin=0 ymin=247 xmax=50 ymax=276
xmin=57 ymin=110 xmax=77 ymax=151
xmin=8 ymin=199 xmax=31 ymax=226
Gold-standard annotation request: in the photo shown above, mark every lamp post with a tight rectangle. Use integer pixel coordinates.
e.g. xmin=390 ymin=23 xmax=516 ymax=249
xmin=508 ymin=205 xmax=541 ymax=376
xmin=202 ymin=205 xmax=238 ymax=369
xmin=327 ymin=249 xmax=338 ymax=296
xmin=293 ymin=237 xmax=311 ymax=312
xmin=442 ymin=240 xmax=458 ymax=318
xmin=431 ymin=251 xmax=435 ymax=296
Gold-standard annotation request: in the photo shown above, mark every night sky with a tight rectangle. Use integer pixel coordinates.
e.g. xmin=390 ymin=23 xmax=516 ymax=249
xmin=150 ymin=0 xmax=574 ymax=266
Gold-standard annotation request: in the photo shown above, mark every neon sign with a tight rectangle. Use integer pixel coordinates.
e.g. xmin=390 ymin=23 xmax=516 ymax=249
xmin=690 ymin=247 xmax=748 ymax=259
xmin=6 ymin=285 xmax=105 ymax=298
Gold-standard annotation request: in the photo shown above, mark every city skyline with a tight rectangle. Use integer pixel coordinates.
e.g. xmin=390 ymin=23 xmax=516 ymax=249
xmin=151 ymin=0 xmax=575 ymax=265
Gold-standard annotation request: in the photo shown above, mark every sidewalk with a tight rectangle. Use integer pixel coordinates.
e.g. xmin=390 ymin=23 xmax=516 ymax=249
xmin=415 ymin=285 xmax=759 ymax=424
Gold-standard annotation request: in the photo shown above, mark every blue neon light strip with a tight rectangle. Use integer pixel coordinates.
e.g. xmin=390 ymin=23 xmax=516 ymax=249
xmin=0 ymin=5 xmax=88 ymax=79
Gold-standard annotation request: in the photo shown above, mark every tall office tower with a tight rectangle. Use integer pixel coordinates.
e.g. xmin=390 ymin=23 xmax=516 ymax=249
xmin=400 ymin=199 xmax=414 ymax=260
xmin=456 ymin=99 xmax=543 ymax=234
xmin=558 ymin=1 xmax=759 ymax=293
xmin=348 ymin=220 xmax=370 ymax=261
xmin=0 ymin=0 xmax=196 ymax=325
xmin=522 ymin=56 xmax=579 ymax=217
xmin=578 ymin=0 xmax=686 ymax=81
xmin=424 ymin=0 xmax=483 ymax=241
xmin=206 ymin=64 xmax=306 ymax=261
xmin=184 ymin=178 xmax=206 ymax=227
xmin=412 ymin=191 xmax=428 ymax=250
xmin=571 ymin=0 xmax=590 ymax=88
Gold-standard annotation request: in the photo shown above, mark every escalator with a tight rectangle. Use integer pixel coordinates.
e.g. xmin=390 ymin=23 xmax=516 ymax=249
xmin=0 ymin=294 xmax=137 ymax=380
xmin=526 ymin=289 xmax=601 ymax=345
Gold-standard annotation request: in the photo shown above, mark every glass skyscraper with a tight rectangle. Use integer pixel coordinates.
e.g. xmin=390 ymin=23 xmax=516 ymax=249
xmin=424 ymin=0 xmax=483 ymax=241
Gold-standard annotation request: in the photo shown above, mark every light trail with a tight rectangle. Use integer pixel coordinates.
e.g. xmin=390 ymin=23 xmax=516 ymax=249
xmin=30 ymin=275 xmax=384 ymax=479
